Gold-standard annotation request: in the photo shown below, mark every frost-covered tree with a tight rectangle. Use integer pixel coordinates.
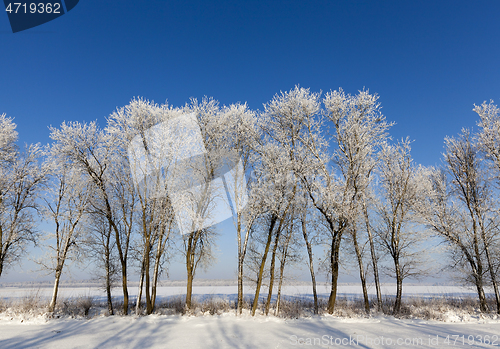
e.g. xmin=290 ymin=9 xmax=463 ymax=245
xmin=323 ymin=89 xmax=391 ymax=312
xmin=476 ymin=100 xmax=500 ymax=169
xmin=375 ymin=140 xmax=432 ymax=314
xmin=245 ymin=87 xmax=326 ymax=315
xmin=49 ymin=121 xmax=133 ymax=314
xmin=298 ymin=191 xmax=321 ymax=314
xmin=173 ymin=98 xmax=227 ymax=310
xmin=194 ymin=98 xmax=260 ymax=314
xmin=0 ymin=115 xmax=47 ymax=278
xmin=0 ymin=114 xmax=17 ymax=167
xmin=0 ymin=113 xmax=19 ymax=277
xmin=107 ymin=98 xmax=178 ymax=314
xmin=256 ymin=86 xmax=323 ymax=314
xmin=425 ymin=130 xmax=499 ymax=313
xmin=475 ymin=101 xmax=500 ymax=313
xmin=40 ymin=154 xmax=90 ymax=312
xmin=278 ymin=87 xmax=390 ymax=314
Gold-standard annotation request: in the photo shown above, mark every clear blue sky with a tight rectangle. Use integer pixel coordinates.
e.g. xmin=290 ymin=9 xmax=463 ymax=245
xmin=1 ymin=0 xmax=500 ymax=283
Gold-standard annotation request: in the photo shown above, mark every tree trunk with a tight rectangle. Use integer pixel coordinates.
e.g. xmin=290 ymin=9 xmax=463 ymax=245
xmin=0 ymin=224 xmax=4 ymax=278
xmin=264 ymin=227 xmax=281 ymax=315
xmin=236 ymin=214 xmax=251 ymax=315
xmin=472 ymin=225 xmax=488 ymax=312
xmin=145 ymin=240 xmax=152 ymax=314
xmin=275 ymin=225 xmax=293 ymax=316
xmin=237 ymin=254 xmax=244 ymax=314
xmin=121 ymin=265 xmax=129 ymax=315
xmin=480 ymin=227 xmax=500 ymax=314
xmin=152 ymin=233 xmax=165 ymax=312
xmin=185 ymin=231 xmax=196 ymax=310
xmin=486 ymin=252 xmax=500 ymax=314
xmin=105 ymin=199 xmax=129 ymax=316
xmin=363 ymin=201 xmax=382 ymax=310
xmin=276 ymin=256 xmax=286 ymax=316
xmin=461 ymin=242 xmax=489 ymax=313
xmin=135 ymin=249 xmax=146 ymax=315
xmin=251 ymin=215 xmax=277 ymax=316
xmin=393 ymin=259 xmax=403 ymax=314
xmin=49 ymin=239 xmax=70 ymax=313
xmin=186 ymin=264 xmax=194 ymax=310
xmin=328 ymin=234 xmax=342 ymax=314
xmin=474 ymin=276 xmax=489 ymax=312
xmin=136 ymin=254 xmax=145 ymax=315
xmin=104 ymin=229 xmax=114 ymax=316
xmin=48 ymin=269 xmax=62 ymax=313
xmin=302 ymin=218 xmax=318 ymax=314
xmin=352 ymin=226 xmax=370 ymax=313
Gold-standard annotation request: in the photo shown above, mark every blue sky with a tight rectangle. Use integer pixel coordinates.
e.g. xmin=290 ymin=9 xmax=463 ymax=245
xmin=1 ymin=0 xmax=500 ymax=283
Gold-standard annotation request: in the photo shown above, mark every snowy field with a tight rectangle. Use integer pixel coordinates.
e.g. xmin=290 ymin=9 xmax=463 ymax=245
xmin=0 ymin=283 xmax=487 ymax=302
xmin=2 ymin=283 xmax=500 ymax=348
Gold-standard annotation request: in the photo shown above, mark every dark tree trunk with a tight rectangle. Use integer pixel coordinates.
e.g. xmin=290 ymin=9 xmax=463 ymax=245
xmin=145 ymin=240 xmax=152 ymax=314
xmin=328 ymin=234 xmax=342 ymax=314
xmin=475 ymin=278 xmax=489 ymax=312
xmin=480 ymin=227 xmax=500 ymax=314
xmin=393 ymin=259 xmax=403 ymax=314
xmin=264 ymin=227 xmax=281 ymax=315
xmin=352 ymin=226 xmax=370 ymax=313
xmin=104 ymin=229 xmax=114 ymax=315
xmin=186 ymin=232 xmax=195 ymax=310
xmin=136 ymin=261 xmax=145 ymax=315
xmin=363 ymin=201 xmax=382 ymax=310
xmin=251 ymin=215 xmax=277 ymax=316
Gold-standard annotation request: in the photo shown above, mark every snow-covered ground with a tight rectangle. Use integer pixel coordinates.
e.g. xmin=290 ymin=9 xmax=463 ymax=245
xmin=1 ymin=283 xmax=500 ymax=348
xmin=2 ymin=313 xmax=500 ymax=348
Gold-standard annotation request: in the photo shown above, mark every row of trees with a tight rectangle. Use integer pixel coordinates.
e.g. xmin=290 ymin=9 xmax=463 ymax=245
xmin=1 ymin=87 xmax=500 ymax=316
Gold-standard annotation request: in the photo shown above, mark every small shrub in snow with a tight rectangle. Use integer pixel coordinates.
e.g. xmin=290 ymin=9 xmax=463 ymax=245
xmin=156 ymin=296 xmax=186 ymax=315
xmin=277 ymin=298 xmax=317 ymax=318
xmin=54 ymin=296 xmax=95 ymax=318
xmin=20 ymin=290 xmax=43 ymax=314
xmin=200 ymin=297 xmax=231 ymax=315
